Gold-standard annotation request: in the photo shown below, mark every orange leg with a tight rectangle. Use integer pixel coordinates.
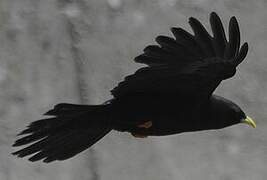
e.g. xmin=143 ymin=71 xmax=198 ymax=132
xmin=138 ymin=121 xmax=152 ymax=128
xmin=131 ymin=121 xmax=152 ymax=138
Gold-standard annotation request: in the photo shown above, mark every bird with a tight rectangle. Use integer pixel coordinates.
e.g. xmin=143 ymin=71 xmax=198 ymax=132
xmin=12 ymin=12 xmax=256 ymax=163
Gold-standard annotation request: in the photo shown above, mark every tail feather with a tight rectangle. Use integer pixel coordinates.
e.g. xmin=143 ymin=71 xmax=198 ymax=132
xmin=12 ymin=103 xmax=111 ymax=163
xmin=44 ymin=103 xmax=104 ymax=116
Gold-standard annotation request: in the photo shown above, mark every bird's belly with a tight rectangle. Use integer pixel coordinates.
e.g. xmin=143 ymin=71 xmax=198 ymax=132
xmin=113 ymin=104 xmax=197 ymax=136
xmin=142 ymin=116 xmax=192 ymax=136
xmin=110 ymin=94 xmax=206 ymax=136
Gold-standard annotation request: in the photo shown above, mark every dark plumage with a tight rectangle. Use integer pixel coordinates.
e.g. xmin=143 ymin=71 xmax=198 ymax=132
xmin=12 ymin=12 xmax=255 ymax=163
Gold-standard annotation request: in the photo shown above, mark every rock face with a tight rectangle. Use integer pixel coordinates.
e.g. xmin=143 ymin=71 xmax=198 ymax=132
xmin=1 ymin=0 xmax=267 ymax=180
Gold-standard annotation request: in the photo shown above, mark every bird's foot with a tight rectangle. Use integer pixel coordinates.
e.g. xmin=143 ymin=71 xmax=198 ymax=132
xmin=138 ymin=121 xmax=152 ymax=128
xmin=131 ymin=121 xmax=152 ymax=138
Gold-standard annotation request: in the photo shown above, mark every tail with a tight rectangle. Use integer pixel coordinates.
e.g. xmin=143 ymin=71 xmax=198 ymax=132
xmin=12 ymin=103 xmax=111 ymax=163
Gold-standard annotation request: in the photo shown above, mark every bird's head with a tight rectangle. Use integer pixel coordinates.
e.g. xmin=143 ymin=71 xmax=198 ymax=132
xmin=210 ymin=95 xmax=256 ymax=129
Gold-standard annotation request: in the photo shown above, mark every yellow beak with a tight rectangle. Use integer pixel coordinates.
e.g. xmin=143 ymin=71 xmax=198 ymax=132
xmin=242 ymin=116 xmax=256 ymax=128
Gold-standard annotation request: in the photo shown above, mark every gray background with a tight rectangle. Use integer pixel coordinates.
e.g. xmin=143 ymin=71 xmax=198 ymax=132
xmin=1 ymin=0 xmax=267 ymax=180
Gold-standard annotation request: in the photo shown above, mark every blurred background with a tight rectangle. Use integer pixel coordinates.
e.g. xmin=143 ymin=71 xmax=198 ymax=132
xmin=0 ymin=0 xmax=266 ymax=180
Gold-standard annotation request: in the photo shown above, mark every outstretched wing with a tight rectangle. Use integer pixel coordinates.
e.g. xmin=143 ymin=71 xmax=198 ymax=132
xmin=111 ymin=12 xmax=248 ymax=98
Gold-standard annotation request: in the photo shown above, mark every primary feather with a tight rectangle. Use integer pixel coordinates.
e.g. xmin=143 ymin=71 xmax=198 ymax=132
xmin=112 ymin=12 xmax=248 ymax=98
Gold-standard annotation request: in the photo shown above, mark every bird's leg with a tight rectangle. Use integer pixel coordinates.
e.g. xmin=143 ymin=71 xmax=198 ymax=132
xmin=138 ymin=121 xmax=152 ymax=128
xmin=131 ymin=121 xmax=152 ymax=138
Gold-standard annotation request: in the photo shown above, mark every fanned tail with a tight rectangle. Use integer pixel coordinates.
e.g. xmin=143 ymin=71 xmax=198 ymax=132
xmin=12 ymin=103 xmax=111 ymax=163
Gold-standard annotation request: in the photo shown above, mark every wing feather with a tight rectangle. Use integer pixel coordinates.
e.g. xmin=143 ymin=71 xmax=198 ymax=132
xmin=189 ymin=17 xmax=215 ymax=57
xmin=112 ymin=12 xmax=248 ymax=98
xmin=224 ymin=16 xmax=240 ymax=59
xmin=210 ymin=12 xmax=227 ymax=57
xmin=170 ymin=27 xmax=204 ymax=57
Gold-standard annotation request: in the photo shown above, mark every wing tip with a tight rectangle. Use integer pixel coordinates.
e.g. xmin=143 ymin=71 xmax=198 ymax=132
xmin=188 ymin=16 xmax=197 ymax=23
xmin=209 ymin=12 xmax=221 ymax=24
xmin=210 ymin=11 xmax=218 ymax=17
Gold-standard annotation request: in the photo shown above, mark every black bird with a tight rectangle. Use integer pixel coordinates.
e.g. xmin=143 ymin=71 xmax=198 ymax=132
xmin=13 ymin=12 xmax=256 ymax=163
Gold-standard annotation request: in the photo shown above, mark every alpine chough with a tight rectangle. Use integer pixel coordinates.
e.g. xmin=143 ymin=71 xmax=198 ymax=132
xmin=13 ymin=12 xmax=256 ymax=163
